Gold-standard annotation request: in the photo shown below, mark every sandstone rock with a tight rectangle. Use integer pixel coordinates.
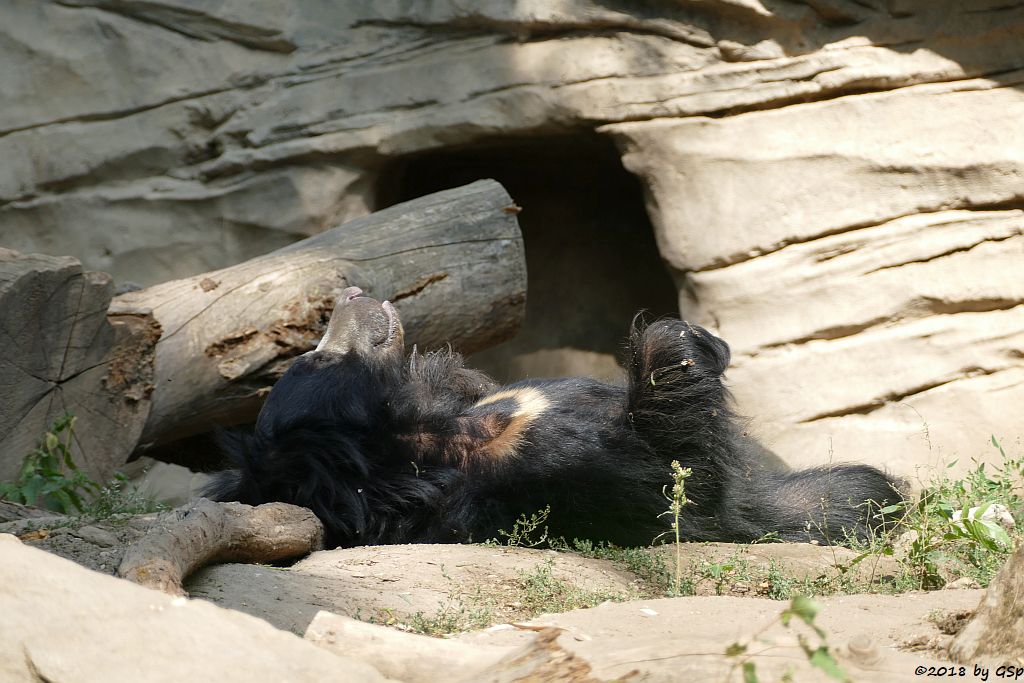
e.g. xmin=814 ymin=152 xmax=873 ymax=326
xmin=0 ymin=536 xmax=392 ymax=683
xmin=0 ymin=531 xmax=990 ymax=682
xmin=121 ymin=457 xmax=213 ymax=507
xmin=604 ymin=81 xmax=1024 ymax=479
xmin=305 ymin=612 xmax=598 ymax=683
xmin=6 ymin=2 xmax=1020 ymax=287
xmin=457 ymin=591 xmax=985 ymax=682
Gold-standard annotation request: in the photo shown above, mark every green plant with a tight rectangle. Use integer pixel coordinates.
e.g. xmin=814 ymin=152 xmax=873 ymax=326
xmin=515 ymin=559 xmax=626 ymax=615
xmin=407 ymin=598 xmax=496 ymax=636
xmin=0 ymin=414 xmax=100 ymax=513
xmin=493 ymin=504 xmax=551 ymax=548
xmin=657 ymin=460 xmax=692 ymax=596
xmin=404 ymin=565 xmax=497 ymax=636
xmin=725 ymin=595 xmax=849 ymax=682
xmin=864 ymin=436 xmax=1023 ymax=589
xmin=569 ymin=539 xmax=683 ymax=596
xmin=403 ymin=558 xmax=629 ymax=637
xmin=84 ymin=472 xmax=165 ymax=519
xmin=763 ymin=559 xmax=797 ymax=601
xmin=701 ymin=559 xmax=737 ymax=596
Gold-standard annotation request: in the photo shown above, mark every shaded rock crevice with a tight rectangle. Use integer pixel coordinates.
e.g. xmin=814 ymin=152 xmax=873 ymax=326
xmin=798 ymin=365 xmax=1012 ymax=423
xmin=57 ymin=0 xmax=299 ymax=53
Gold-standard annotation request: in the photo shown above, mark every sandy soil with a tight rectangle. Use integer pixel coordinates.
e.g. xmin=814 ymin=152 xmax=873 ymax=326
xmin=186 ymin=542 xmax=984 ymax=681
xmin=6 ymin=512 xmax=989 ymax=682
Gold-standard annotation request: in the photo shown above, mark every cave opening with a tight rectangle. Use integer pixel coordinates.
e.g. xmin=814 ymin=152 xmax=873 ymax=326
xmin=375 ymin=133 xmax=678 ymax=382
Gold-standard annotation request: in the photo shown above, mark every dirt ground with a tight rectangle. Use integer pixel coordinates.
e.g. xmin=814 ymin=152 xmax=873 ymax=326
xmin=185 ymin=542 xmax=905 ymax=633
xmin=185 ymin=543 xmax=984 ymax=681
xmin=4 ymin=512 xmax=990 ymax=682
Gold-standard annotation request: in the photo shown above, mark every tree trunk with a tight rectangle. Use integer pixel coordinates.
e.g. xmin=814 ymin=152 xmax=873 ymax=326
xmin=1 ymin=180 xmax=524 ymax=482
xmin=114 ymin=179 xmax=525 ymax=447
xmin=949 ymin=543 xmax=1024 ymax=663
xmin=0 ymin=249 xmax=159 ymax=483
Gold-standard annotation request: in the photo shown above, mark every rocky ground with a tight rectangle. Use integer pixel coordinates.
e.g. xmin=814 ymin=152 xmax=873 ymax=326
xmin=0 ymin=506 xmax=994 ymax=682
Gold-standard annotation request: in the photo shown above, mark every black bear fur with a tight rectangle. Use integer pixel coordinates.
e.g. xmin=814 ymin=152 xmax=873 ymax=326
xmin=206 ymin=287 xmax=903 ymax=548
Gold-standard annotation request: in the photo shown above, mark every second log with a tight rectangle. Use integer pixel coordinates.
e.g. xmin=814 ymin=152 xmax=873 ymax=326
xmin=115 ymin=179 xmax=526 ymax=450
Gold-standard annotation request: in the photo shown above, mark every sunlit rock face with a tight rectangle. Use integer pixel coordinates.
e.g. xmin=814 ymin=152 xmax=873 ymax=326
xmin=3 ymin=1 xmax=1022 ymax=478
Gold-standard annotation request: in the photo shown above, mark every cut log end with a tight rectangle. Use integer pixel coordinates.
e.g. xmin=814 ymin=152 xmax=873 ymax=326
xmin=0 ymin=250 xmax=159 ymax=483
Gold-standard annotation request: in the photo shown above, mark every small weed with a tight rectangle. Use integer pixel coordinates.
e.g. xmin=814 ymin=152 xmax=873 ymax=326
xmin=0 ymin=414 xmax=163 ymax=520
xmin=515 ymin=559 xmax=625 ymax=615
xmin=407 ymin=598 xmax=495 ymax=636
xmin=657 ymin=460 xmax=692 ymax=596
xmin=700 ymin=558 xmax=737 ymax=596
xmin=403 ymin=565 xmax=498 ymax=636
xmin=0 ymin=414 xmax=100 ymax=514
xmin=84 ymin=473 xmax=165 ymax=520
xmin=493 ymin=505 xmax=551 ymax=548
xmin=569 ymin=539 xmax=683 ymax=596
xmin=402 ymin=559 xmax=625 ymax=637
xmin=763 ymin=559 xmax=797 ymax=600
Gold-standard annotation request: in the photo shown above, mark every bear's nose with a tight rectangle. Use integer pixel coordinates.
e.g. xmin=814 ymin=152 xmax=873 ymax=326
xmin=341 ymin=286 xmax=363 ymax=302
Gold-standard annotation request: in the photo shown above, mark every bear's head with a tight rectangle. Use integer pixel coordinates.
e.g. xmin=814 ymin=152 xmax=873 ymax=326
xmin=254 ymin=286 xmax=404 ymax=437
xmin=314 ymin=286 xmax=404 ymax=361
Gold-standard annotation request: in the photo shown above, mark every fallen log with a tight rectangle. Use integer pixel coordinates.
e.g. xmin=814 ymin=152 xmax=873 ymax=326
xmin=0 ymin=249 xmax=160 ymax=482
xmin=119 ymin=499 xmax=323 ymax=597
xmin=115 ymin=178 xmax=526 ymax=447
xmin=1 ymin=181 xmax=524 ymax=482
xmin=0 ymin=501 xmax=64 ymax=524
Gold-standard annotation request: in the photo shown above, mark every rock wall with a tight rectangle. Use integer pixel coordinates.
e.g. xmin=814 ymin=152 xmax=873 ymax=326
xmin=2 ymin=1 xmax=1022 ymax=478
xmin=604 ymin=81 xmax=1024 ymax=476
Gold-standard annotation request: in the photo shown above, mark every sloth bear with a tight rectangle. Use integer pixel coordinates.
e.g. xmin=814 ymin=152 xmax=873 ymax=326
xmin=207 ymin=287 xmax=902 ymax=548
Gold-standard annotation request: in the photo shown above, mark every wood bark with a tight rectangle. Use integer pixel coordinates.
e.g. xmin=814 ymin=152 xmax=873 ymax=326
xmin=0 ymin=501 xmax=61 ymax=524
xmin=114 ymin=179 xmax=526 ymax=446
xmin=119 ymin=499 xmax=324 ymax=597
xmin=1 ymin=180 xmax=524 ymax=481
xmin=0 ymin=248 xmax=159 ymax=483
xmin=949 ymin=542 xmax=1024 ymax=663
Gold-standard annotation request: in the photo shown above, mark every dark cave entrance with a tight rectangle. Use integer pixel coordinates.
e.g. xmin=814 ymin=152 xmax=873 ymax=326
xmin=375 ymin=133 xmax=678 ymax=382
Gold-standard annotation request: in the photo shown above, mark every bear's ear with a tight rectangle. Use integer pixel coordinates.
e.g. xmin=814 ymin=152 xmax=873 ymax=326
xmin=402 ymin=387 xmax=550 ymax=470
